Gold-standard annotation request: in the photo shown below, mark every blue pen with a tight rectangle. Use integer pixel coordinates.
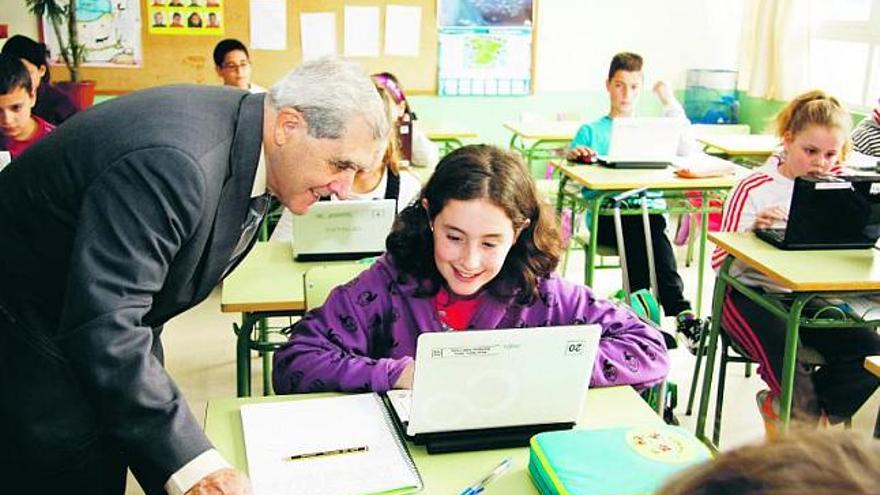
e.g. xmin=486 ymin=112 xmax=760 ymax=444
xmin=459 ymin=457 xmax=513 ymax=495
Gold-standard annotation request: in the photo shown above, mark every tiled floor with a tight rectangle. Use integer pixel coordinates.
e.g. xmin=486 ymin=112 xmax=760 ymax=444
xmin=125 ymin=234 xmax=880 ymax=493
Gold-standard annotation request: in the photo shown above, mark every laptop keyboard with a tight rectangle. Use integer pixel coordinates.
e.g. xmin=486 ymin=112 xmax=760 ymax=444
xmin=759 ymin=228 xmax=786 ymax=243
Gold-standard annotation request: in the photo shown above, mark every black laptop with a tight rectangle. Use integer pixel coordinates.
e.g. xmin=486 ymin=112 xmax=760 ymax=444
xmin=755 ymin=175 xmax=880 ymax=250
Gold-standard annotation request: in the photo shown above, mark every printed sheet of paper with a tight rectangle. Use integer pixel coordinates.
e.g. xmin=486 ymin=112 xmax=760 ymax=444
xmin=344 ymin=6 xmax=380 ymax=57
xmin=250 ymin=0 xmax=286 ymax=50
xmin=300 ymin=12 xmax=337 ymax=61
xmin=384 ymin=5 xmax=421 ymax=56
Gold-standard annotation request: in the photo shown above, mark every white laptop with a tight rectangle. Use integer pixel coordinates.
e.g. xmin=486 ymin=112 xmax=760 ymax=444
xmin=292 ymin=199 xmax=396 ymax=262
xmin=385 ymin=325 xmax=601 ymax=453
xmin=598 ymin=117 xmax=685 ymax=169
xmin=846 ymin=150 xmax=879 ymax=171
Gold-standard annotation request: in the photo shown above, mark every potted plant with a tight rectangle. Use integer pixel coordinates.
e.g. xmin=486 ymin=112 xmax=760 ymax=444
xmin=24 ymin=0 xmax=95 ymax=109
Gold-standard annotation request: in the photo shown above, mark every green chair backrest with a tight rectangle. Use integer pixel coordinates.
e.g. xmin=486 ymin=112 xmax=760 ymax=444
xmin=303 ymin=262 xmax=372 ymax=310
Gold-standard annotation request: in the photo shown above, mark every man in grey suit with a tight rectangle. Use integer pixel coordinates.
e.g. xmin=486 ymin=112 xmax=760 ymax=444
xmin=0 ymin=58 xmax=388 ymax=494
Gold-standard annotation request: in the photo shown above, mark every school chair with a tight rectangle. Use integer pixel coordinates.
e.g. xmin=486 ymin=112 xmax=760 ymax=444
xmin=692 ymin=319 xmax=826 ymax=446
xmin=235 ymin=262 xmax=371 ymax=397
xmin=303 ymin=262 xmax=372 ymax=310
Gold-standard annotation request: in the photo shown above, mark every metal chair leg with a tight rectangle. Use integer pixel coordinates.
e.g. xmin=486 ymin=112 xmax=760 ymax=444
xmin=686 ymin=320 xmax=710 ymax=415
xmin=713 ymin=340 xmax=730 ymax=446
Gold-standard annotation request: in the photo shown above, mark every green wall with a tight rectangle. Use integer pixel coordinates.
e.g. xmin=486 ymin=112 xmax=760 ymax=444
xmin=409 ymin=91 xmax=674 ymax=147
xmin=96 ymin=90 xmax=868 ymax=146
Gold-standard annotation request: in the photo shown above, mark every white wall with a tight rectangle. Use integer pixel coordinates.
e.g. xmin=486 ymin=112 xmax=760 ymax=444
xmin=535 ymin=0 xmax=745 ymax=92
xmin=0 ymin=2 xmax=40 ymax=50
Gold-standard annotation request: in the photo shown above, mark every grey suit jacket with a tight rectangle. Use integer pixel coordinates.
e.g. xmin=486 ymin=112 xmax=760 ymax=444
xmin=0 ymin=85 xmax=264 ymax=491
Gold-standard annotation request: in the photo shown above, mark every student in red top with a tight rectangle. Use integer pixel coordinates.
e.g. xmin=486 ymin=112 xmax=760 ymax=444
xmin=0 ymin=54 xmax=55 ymax=159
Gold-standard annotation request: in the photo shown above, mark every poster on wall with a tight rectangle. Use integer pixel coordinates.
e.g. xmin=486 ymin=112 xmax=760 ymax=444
xmin=438 ymin=0 xmax=533 ymax=28
xmin=42 ymin=0 xmax=142 ymax=67
xmin=148 ymin=0 xmax=225 ymax=36
xmin=438 ymin=26 xmax=531 ymax=96
xmin=437 ymin=1 xmax=533 ymax=96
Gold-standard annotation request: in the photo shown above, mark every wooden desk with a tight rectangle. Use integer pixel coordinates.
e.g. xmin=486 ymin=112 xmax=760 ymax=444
xmin=205 ymin=386 xmax=663 ymax=495
xmin=697 ymin=134 xmax=778 ymax=158
xmin=867 ymin=356 xmax=880 ymax=376
xmin=556 ymin=162 xmax=751 ymax=315
xmin=696 ymin=232 xmax=880 ymax=446
xmin=503 ymin=120 xmax=581 ymax=175
xmin=421 ymin=120 xmax=478 ymax=155
xmin=222 ymin=242 xmax=352 ymax=397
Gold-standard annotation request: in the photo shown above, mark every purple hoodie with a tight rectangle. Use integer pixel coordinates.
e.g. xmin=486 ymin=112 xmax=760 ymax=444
xmin=273 ymin=256 xmax=669 ymax=394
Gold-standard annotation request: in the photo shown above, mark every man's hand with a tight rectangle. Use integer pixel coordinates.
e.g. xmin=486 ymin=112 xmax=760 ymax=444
xmin=393 ymin=362 xmax=415 ymax=389
xmin=186 ymin=468 xmax=252 ymax=495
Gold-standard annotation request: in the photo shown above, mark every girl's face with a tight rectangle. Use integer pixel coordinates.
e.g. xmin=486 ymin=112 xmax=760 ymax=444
xmin=428 ymin=198 xmax=518 ymax=297
xmin=782 ymin=124 xmax=846 ymax=178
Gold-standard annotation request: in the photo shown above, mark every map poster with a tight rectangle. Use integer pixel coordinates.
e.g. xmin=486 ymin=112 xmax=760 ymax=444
xmin=42 ymin=0 xmax=142 ymax=67
xmin=438 ymin=0 xmax=533 ymax=28
xmin=438 ymin=26 xmax=532 ymax=96
xmin=148 ymin=0 xmax=225 ymax=36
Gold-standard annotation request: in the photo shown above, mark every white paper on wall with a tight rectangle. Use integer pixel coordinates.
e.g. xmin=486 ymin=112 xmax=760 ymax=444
xmin=384 ymin=5 xmax=421 ymax=56
xmin=300 ymin=12 xmax=337 ymax=61
xmin=344 ymin=6 xmax=380 ymax=57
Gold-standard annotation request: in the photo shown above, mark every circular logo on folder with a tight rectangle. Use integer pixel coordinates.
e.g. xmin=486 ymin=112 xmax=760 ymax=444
xmin=624 ymin=427 xmax=698 ymax=464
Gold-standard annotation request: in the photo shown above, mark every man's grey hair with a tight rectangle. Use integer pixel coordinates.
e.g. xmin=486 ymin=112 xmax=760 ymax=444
xmin=269 ymin=57 xmax=389 ymax=142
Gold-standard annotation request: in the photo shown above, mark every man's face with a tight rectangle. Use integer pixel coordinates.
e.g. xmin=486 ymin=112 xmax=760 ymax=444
xmin=216 ymin=49 xmax=252 ymax=90
xmin=606 ymin=69 xmax=642 ymax=117
xmin=0 ymin=86 xmax=36 ymax=141
xmin=265 ymin=108 xmax=383 ymax=215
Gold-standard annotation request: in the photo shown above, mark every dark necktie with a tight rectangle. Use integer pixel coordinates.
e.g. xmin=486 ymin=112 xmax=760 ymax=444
xmin=222 ymin=192 xmax=271 ymax=278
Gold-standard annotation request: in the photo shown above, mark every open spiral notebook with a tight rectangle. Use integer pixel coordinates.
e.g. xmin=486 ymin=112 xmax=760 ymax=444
xmin=241 ymin=393 xmax=422 ymax=495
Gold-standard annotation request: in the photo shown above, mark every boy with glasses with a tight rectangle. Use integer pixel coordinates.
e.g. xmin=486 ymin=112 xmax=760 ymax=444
xmin=212 ymin=38 xmax=265 ymax=93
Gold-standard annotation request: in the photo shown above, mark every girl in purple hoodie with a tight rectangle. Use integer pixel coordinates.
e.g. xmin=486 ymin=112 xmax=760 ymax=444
xmin=273 ymin=145 xmax=669 ymax=394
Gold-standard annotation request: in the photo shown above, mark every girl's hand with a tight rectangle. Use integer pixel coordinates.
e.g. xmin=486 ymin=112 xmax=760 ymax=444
xmin=753 ymin=206 xmax=788 ymax=230
xmin=393 ymin=362 xmax=414 ymax=389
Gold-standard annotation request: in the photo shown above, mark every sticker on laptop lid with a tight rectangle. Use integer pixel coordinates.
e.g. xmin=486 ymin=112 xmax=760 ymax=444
xmin=565 ymin=340 xmax=587 ymax=355
xmin=815 ymin=181 xmax=852 ymax=190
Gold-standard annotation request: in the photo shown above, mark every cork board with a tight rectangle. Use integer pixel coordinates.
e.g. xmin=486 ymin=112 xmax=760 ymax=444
xmin=57 ymin=0 xmax=437 ymax=94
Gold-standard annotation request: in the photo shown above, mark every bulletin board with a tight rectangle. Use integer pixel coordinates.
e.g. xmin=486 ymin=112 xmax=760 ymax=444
xmin=51 ymin=0 xmax=438 ymax=94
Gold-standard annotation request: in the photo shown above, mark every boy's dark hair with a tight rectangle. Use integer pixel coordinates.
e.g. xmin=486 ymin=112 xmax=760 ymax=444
xmin=1 ymin=35 xmax=50 ymax=84
xmin=386 ymin=144 xmax=563 ymax=305
xmin=608 ymin=52 xmax=643 ymax=80
xmin=213 ymin=39 xmax=249 ymax=67
xmin=0 ymin=53 xmax=33 ymax=95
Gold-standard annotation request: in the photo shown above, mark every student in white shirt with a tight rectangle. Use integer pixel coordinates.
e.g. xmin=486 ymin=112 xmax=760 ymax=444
xmin=271 ymin=84 xmax=421 ymax=241
xmin=372 ymin=72 xmax=439 ymax=169
xmin=713 ymin=90 xmax=880 ymax=437
xmin=212 ymin=38 xmax=265 ymax=94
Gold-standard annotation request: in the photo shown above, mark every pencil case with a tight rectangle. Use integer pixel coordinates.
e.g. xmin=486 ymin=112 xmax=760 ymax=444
xmin=528 ymin=426 xmax=711 ymax=495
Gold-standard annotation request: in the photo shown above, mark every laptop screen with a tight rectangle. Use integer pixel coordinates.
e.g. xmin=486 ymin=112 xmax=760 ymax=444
xmin=292 ymin=199 xmax=396 ymax=261
xmin=787 ymin=175 xmax=880 ymax=244
xmin=603 ymin=117 xmax=684 ymax=163
xmin=404 ymin=325 xmax=601 ymax=436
